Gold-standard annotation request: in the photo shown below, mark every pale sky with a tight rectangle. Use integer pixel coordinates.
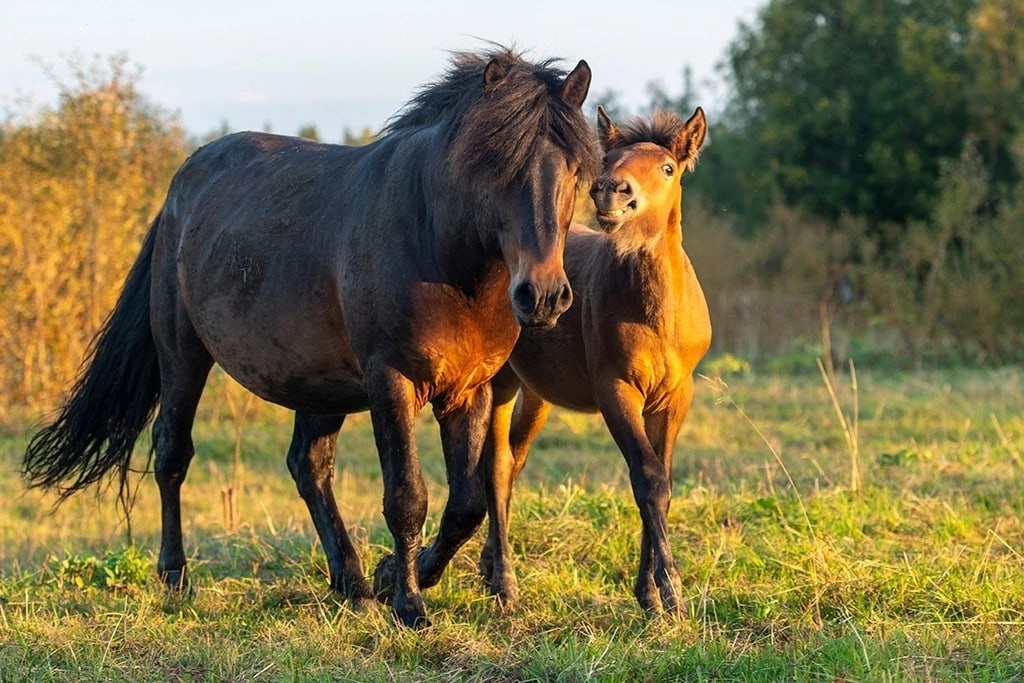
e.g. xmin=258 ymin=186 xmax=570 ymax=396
xmin=1 ymin=0 xmax=764 ymax=139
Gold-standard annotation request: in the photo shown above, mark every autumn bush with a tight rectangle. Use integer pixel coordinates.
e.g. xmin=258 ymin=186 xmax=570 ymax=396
xmin=0 ymin=55 xmax=187 ymax=416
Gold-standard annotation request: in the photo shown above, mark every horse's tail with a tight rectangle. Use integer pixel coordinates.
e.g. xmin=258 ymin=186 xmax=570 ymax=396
xmin=23 ymin=215 xmax=163 ymax=503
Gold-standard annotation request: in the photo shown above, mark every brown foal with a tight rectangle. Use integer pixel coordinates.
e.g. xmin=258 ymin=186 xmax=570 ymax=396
xmin=481 ymin=106 xmax=710 ymax=616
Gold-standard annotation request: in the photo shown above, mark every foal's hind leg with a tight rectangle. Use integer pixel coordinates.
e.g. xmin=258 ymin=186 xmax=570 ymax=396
xmin=287 ymin=411 xmax=374 ymax=609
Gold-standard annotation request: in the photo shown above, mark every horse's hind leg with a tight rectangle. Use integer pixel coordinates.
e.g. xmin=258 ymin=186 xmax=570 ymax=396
xmin=151 ymin=341 xmax=213 ymax=590
xmin=287 ymin=411 xmax=374 ymax=609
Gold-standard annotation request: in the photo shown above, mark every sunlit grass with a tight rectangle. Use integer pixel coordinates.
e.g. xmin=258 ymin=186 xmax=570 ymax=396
xmin=1 ymin=366 xmax=1023 ymax=680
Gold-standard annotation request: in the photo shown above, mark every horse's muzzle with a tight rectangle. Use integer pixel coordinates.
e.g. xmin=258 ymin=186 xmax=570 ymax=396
xmin=511 ymin=279 xmax=573 ymax=327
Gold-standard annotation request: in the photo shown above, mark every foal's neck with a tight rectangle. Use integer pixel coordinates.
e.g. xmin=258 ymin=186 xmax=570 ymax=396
xmin=611 ymin=211 xmax=687 ymax=327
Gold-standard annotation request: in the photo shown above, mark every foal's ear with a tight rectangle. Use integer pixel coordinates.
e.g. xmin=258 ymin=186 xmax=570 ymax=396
xmin=560 ymin=60 xmax=591 ymax=109
xmin=596 ymin=105 xmax=624 ymax=152
xmin=483 ymin=58 xmax=508 ymax=91
xmin=673 ymin=106 xmax=707 ymax=174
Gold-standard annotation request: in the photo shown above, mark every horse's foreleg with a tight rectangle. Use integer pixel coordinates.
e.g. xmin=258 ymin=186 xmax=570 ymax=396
xmin=287 ymin=412 xmax=374 ymax=609
xmin=367 ymin=368 xmax=430 ymax=627
xmin=152 ymin=357 xmax=212 ymax=591
xmin=599 ymin=380 xmax=684 ymax=617
xmin=414 ymin=382 xmax=493 ymax=590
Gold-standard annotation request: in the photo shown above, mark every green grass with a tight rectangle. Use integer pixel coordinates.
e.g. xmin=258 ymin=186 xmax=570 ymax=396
xmin=2 ymin=366 xmax=1023 ymax=681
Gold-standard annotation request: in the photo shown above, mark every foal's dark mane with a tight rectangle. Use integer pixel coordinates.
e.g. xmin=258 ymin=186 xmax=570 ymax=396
xmin=608 ymin=110 xmax=689 ymax=152
xmin=384 ymin=47 xmax=599 ymax=188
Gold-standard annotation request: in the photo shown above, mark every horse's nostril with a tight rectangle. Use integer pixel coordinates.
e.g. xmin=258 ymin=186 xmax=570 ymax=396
xmin=616 ymin=180 xmax=632 ymax=196
xmin=557 ymin=282 xmax=572 ymax=309
xmin=512 ymin=281 xmax=537 ymax=313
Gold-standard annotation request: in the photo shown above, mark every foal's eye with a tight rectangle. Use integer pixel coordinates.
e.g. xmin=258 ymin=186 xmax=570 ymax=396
xmin=662 ymin=164 xmax=675 ymax=177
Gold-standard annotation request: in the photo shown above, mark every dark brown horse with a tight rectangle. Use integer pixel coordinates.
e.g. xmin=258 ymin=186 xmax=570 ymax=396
xmin=479 ymin=106 xmax=709 ymax=616
xmin=22 ymin=47 xmax=599 ymax=627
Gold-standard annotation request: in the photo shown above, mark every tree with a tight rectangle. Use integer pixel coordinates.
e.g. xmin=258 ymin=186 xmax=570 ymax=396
xmin=0 ymin=54 xmax=187 ymax=409
xmin=965 ymin=0 xmax=1024 ymax=185
xmin=296 ymin=124 xmax=321 ymax=141
xmin=708 ymin=0 xmax=977 ymax=238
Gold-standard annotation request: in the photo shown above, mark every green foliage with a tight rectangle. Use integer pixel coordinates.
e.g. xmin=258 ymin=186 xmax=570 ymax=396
xmin=701 ymin=353 xmax=752 ymax=378
xmin=708 ymin=0 xmax=975 ymax=230
xmin=295 ymin=123 xmax=321 ymax=141
xmin=45 ymin=546 xmax=151 ymax=591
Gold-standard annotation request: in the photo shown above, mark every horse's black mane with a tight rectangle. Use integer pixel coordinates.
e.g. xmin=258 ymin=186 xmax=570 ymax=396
xmin=384 ymin=46 xmax=599 ymax=188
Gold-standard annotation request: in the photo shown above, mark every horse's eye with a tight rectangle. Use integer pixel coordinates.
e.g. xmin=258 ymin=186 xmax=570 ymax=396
xmin=662 ymin=164 xmax=675 ymax=177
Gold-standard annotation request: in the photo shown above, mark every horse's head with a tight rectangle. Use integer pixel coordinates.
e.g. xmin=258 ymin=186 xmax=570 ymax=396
xmin=446 ymin=51 xmax=599 ymax=327
xmin=591 ymin=106 xmax=707 ymax=237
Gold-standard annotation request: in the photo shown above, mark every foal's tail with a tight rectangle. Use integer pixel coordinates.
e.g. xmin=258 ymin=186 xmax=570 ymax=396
xmin=23 ymin=216 xmax=162 ymax=503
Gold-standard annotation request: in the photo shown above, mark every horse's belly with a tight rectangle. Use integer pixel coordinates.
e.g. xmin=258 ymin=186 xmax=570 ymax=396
xmin=203 ymin=319 xmax=366 ymax=413
xmin=182 ymin=270 xmax=366 ymax=414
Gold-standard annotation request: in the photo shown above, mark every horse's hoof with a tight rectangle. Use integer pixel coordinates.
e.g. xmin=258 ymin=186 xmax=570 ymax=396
xmin=349 ymin=595 xmax=378 ymax=614
xmin=658 ymin=577 xmax=686 ymax=618
xmin=161 ymin=568 xmax=191 ymax=593
xmin=373 ymin=554 xmax=396 ymax=603
xmin=392 ymin=593 xmax=430 ymax=629
xmin=635 ymin=578 xmax=660 ymax=616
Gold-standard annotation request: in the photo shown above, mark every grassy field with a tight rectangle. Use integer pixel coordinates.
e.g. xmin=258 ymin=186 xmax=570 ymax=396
xmin=1 ymin=365 xmax=1022 ymax=681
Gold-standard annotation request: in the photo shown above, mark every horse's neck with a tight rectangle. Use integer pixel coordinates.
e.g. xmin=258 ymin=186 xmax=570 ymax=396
xmin=415 ymin=167 xmax=502 ymax=289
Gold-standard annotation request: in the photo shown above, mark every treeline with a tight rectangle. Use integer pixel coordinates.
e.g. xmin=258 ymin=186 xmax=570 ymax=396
xmin=645 ymin=0 xmax=1024 ymax=369
xmin=3 ymin=3 xmax=1023 ymax=414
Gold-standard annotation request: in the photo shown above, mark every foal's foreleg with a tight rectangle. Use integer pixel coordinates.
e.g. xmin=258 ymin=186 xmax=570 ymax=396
xmin=481 ymin=379 xmax=551 ymax=605
xmin=415 ymin=383 xmax=492 ymax=590
xmin=599 ymin=381 xmax=684 ymax=617
xmin=286 ymin=412 xmax=374 ymax=609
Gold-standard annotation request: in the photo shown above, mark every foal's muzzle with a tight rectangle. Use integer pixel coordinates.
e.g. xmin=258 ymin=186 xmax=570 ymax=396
xmin=591 ymin=176 xmax=636 ymax=233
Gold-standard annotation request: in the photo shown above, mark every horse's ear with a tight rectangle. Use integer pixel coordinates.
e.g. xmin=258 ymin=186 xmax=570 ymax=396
xmin=673 ymin=106 xmax=707 ymax=174
xmin=597 ymin=105 xmax=623 ymax=152
xmin=560 ymin=60 xmax=591 ymax=109
xmin=483 ymin=58 xmax=508 ymax=91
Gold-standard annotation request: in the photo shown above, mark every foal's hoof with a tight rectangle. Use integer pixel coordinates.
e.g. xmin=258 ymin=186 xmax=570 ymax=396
xmin=477 ymin=548 xmax=495 ymax=587
xmin=373 ymin=554 xmax=396 ymax=603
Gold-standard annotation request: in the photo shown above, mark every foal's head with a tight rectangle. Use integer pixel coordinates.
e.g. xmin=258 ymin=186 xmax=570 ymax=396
xmin=590 ymin=107 xmax=707 ymax=241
